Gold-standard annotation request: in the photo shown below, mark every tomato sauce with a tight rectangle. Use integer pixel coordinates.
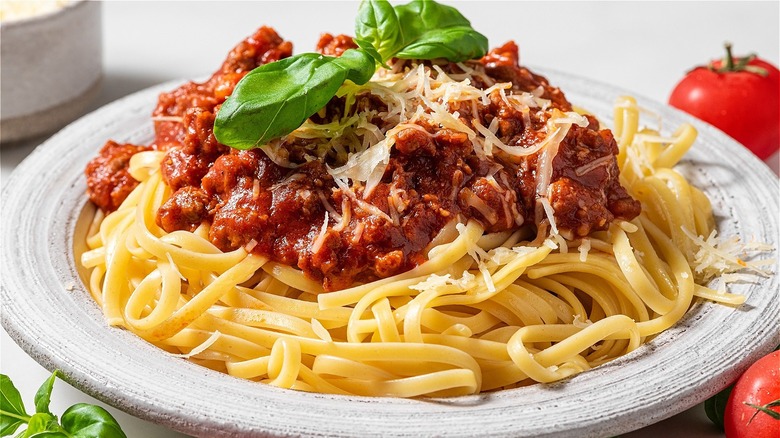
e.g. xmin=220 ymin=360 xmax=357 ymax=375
xmin=85 ymin=28 xmax=640 ymax=291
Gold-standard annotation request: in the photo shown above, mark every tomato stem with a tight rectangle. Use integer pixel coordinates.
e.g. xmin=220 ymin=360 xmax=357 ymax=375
xmin=724 ymin=42 xmax=735 ymax=70
xmin=707 ymin=41 xmax=769 ymax=77
xmin=707 ymin=42 xmax=768 ymax=76
xmin=745 ymin=398 xmax=780 ymax=424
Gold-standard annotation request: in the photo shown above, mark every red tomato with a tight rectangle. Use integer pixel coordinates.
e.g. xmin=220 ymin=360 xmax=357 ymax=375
xmin=724 ymin=350 xmax=780 ymax=438
xmin=669 ymin=43 xmax=780 ymax=160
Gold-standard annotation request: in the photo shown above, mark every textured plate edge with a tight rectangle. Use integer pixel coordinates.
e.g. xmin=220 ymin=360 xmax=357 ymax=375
xmin=1 ymin=71 xmax=778 ymax=438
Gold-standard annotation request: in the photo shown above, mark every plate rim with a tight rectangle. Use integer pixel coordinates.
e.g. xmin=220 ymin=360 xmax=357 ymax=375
xmin=2 ymin=71 xmax=778 ymax=438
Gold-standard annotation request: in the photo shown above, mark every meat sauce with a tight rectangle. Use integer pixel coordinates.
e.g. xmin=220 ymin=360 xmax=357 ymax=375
xmin=85 ymin=28 xmax=640 ymax=291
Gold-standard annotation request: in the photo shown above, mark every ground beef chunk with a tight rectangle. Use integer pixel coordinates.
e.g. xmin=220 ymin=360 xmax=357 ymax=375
xmin=394 ymin=127 xmax=435 ymax=155
xmin=482 ymin=41 xmax=572 ymax=111
xmin=87 ymin=26 xmax=292 ymax=213
xmin=152 ymin=26 xmax=292 ymax=150
xmin=160 ymin=108 xmax=230 ymax=191
xmin=85 ymin=141 xmax=150 ymax=212
xmin=87 ymin=30 xmax=642 ymax=291
xmin=315 ymin=33 xmax=358 ymax=56
xmin=549 ymin=125 xmax=641 ymax=235
xmin=156 ymin=187 xmax=210 ymax=232
xmin=220 ymin=26 xmax=294 ymax=76
xmin=160 ymin=147 xmax=212 ymax=192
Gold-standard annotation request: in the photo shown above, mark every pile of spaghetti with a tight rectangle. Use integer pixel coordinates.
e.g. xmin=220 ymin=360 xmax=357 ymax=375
xmin=81 ymin=28 xmax=771 ymax=397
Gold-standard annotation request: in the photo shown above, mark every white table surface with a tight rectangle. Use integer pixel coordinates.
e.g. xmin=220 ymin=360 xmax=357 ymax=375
xmin=2 ymin=2 xmax=778 ymax=437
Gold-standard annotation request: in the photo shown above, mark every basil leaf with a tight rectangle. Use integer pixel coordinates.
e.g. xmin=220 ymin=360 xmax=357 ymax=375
xmin=336 ymin=49 xmax=379 ymax=84
xmin=33 ymin=372 xmax=59 ymax=416
xmin=704 ymin=384 xmax=732 ymax=430
xmin=21 ymin=432 xmax=68 ymax=438
xmin=396 ymin=27 xmax=489 ymax=62
xmin=214 ymin=48 xmax=376 ymax=149
xmin=396 ymin=0 xmax=473 ymax=30
xmin=356 ymin=0 xmax=488 ymax=63
xmin=60 ymin=404 xmax=127 ymax=438
xmin=21 ymin=414 xmax=62 ymax=438
xmin=355 ymin=0 xmax=402 ymax=62
xmin=354 ymin=38 xmax=385 ymax=68
xmin=215 ymin=0 xmax=490 ymax=151
xmin=394 ymin=0 xmax=488 ymax=62
xmin=1 ymin=374 xmax=30 ymax=436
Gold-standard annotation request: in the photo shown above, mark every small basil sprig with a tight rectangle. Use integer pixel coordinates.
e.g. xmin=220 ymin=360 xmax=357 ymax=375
xmin=356 ymin=0 xmax=488 ymax=63
xmin=1 ymin=371 xmax=127 ymax=438
xmin=354 ymin=0 xmax=401 ymax=66
xmin=214 ymin=0 xmax=488 ymax=150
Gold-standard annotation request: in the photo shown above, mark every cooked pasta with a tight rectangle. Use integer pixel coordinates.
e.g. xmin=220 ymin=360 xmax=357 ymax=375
xmin=80 ymin=95 xmax=763 ymax=397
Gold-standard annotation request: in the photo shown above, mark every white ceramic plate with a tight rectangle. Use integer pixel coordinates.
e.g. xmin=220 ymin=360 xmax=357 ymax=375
xmin=2 ymin=72 xmax=778 ymax=438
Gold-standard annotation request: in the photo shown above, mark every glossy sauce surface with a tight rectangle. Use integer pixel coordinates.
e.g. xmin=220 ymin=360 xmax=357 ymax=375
xmin=85 ymin=29 xmax=640 ymax=290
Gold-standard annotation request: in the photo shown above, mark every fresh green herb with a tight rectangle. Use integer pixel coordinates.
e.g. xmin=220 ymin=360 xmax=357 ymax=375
xmin=59 ymin=404 xmax=128 ymax=437
xmin=0 ymin=371 xmax=127 ymax=438
xmin=215 ymin=49 xmax=376 ymax=149
xmin=354 ymin=0 xmax=402 ymax=65
xmin=354 ymin=0 xmax=488 ymax=64
xmin=704 ymin=384 xmax=732 ymax=430
xmin=214 ymin=0 xmax=488 ymax=150
xmin=1 ymin=374 xmax=27 ymax=436
xmin=392 ymin=0 xmax=488 ymax=62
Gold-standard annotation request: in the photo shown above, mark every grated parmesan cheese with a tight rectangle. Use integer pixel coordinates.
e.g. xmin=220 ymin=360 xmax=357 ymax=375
xmin=534 ymin=111 xmax=588 ymax=204
xmin=410 ymin=270 xmax=476 ymax=292
xmin=311 ymin=212 xmax=330 ymax=254
xmin=485 ymin=245 xmax=536 ymax=267
xmin=264 ymin=59 xmax=556 ymax=203
xmin=461 ymin=187 xmax=499 ymax=225
xmin=552 ymin=233 xmax=568 ymax=254
xmin=250 ymin=58 xmax=613 ymax=247
xmin=332 ymin=197 xmax=351 ymax=232
xmin=681 ymin=226 xmax=775 ymax=289
xmin=316 ymin=190 xmax=342 ymax=223
xmin=575 ymin=154 xmax=613 ymax=177
xmin=351 ymin=221 xmax=365 ymax=244
xmin=457 ymin=222 xmax=496 ymax=293
xmin=538 ymin=197 xmax=559 ymax=236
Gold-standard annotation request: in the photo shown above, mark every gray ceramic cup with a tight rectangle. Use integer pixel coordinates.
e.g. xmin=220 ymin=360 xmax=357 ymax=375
xmin=0 ymin=0 xmax=102 ymax=143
